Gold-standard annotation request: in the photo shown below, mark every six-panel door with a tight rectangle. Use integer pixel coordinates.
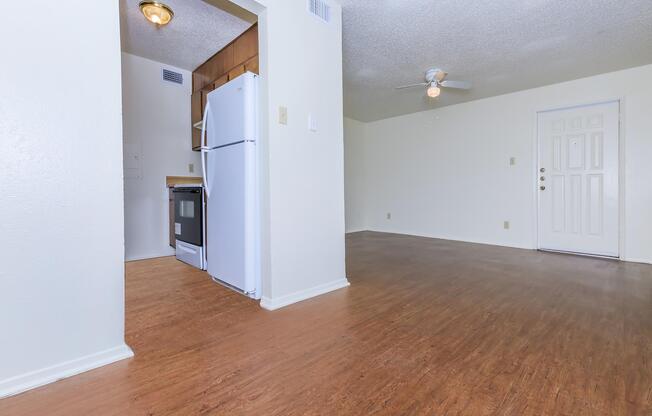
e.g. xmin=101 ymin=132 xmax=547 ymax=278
xmin=537 ymin=101 xmax=619 ymax=257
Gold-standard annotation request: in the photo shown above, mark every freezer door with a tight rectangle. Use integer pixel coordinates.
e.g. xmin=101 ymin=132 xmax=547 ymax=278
xmin=205 ymin=142 xmax=257 ymax=294
xmin=205 ymin=72 xmax=257 ymax=148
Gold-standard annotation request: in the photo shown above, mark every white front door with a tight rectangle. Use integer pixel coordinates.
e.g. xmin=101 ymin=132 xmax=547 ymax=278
xmin=537 ymin=101 xmax=619 ymax=257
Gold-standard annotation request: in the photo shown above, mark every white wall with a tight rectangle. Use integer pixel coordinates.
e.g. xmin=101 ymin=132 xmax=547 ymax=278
xmin=346 ymin=64 xmax=652 ymax=264
xmin=229 ymin=0 xmax=348 ymax=309
xmin=121 ymin=53 xmax=201 ymax=261
xmin=344 ymin=118 xmax=367 ymax=232
xmin=0 ymin=1 xmax=132 ymax=398
xmin=263 ymin=0 xmax=348 ymax=308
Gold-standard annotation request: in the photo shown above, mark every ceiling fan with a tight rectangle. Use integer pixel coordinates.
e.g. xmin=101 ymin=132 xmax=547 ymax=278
xmin=395 ymin=68 xmax=472 ymax=98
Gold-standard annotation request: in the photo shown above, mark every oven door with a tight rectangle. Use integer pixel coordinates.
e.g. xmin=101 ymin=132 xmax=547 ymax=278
xmin=173 ymin=187 xmax=203 ymax=246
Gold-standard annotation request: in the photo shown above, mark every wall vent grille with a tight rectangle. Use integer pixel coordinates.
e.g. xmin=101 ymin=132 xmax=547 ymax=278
xmin=162 ymin=69 xmax=183 ymax=85
xmin=308 ymin=0 xmax=330 ymax=22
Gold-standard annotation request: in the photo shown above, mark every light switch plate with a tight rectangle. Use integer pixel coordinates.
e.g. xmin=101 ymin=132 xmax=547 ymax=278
xmin=279 ymin=106 xmax=288 ymax=125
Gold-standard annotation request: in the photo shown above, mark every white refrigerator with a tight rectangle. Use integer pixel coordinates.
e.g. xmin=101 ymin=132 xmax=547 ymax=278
xmin=200 ymin=72 xmax=260 ymax=299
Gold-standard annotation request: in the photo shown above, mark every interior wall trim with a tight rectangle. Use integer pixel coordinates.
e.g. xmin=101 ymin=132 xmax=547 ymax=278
xmin=345 ymin=228 xmax=369 ymax=234
xmin=0 ymin=344 xmax=134 ymax=399
xmin=260 ymin=278 xmax=350 ymax=311
xmin=125 ymin=252 xmax=175 ymax=262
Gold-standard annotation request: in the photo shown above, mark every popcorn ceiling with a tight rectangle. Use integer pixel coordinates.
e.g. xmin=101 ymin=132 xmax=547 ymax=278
xmin=340 ymin=0 xmax=652 ymax=121
xmin=120 ymin=0 xmax=251 ymax=71
xmin=120 ymin=0 xmax=652 ymax=122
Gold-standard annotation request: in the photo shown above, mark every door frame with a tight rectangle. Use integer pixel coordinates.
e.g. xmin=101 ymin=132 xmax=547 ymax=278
xmin=533 ymin=97 xmax=626 ymax=260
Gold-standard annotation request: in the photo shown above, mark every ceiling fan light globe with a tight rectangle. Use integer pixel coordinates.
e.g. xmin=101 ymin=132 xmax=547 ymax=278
xmin=427 ymin=85 xmax=441 ymax=98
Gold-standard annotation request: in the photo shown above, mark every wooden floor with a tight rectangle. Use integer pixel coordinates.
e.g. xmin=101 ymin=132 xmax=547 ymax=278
xmin=2 ymin=231 xmax=651 ymax=415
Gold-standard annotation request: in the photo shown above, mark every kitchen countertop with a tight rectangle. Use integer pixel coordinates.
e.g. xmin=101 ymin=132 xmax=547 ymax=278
xmin=166 ymin=176 xmax=203 ymax=188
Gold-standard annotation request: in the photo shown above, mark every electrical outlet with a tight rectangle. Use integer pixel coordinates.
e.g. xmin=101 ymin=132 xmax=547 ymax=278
xmin=503 ymin=221 xmax=510 ymax=230
xmin=279 ymin=106 xmax=288 ymax=125
xmin=509 ymin=157 xmax=516 ymax=166
xmin=386 ymin=212 xmax=392 ymax=220
xmin=188 ymin=163 xmax=194 ymax=173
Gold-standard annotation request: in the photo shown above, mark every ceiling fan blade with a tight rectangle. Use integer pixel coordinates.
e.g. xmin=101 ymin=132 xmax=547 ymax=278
xmin=395 ymin=82 xmax=428 ymax=90
xmin=440 ymin=80 xmax=472 ymax=90
xmin=435 ymin=71 xmax=448 ymax=82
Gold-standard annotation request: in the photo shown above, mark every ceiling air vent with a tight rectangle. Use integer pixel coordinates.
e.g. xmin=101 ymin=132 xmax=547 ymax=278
xmin=308 ymin=0 xmax=330 ymax=23
xmin=162 ymin=68 xmax=183 ymax=85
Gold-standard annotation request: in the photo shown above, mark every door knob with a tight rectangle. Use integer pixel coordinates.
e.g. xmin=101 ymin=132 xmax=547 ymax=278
xmin=540 ymin=186 xmax=546 ymax=191
xmin=540 ymin=168 xmax=545 ymax=173
xmin=540 ymin=176 xmax=545 ymax=181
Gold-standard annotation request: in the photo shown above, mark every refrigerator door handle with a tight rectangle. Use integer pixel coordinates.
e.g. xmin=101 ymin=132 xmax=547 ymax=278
xmin=201 ymin=100 xmax=211 ymax=198
xmin=201 ymin=149 xmax=209 ymax=198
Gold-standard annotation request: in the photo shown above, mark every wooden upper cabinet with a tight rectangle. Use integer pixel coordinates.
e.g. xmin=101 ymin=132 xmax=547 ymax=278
xmin=202 ymin=58 xmax=221 ymax=87
xmin=192 ymin=127 xmax=202 ymax=150
xmin=201 ymin=88 xmax=210 ymax=109
xmin=191 ymin=88 xmax=212 ymax=150
xmin=192 ymin=39 xmax=233 ymax=92
xmin=192 ymin=63 xmax=213 ymax=92
xmin=213 ymin=74 xmax=228 ymax=90
xmin=192 ymin=23 xmax=258 ymax=91
xmin=191 ymin=91 xmax=202 ymax=124
xmin=244 ymin=55 xmax=259 ymax=75
xmin=221 ymin=44 xmax=235 ymax=77
xmin=191 ymin=91 xmax=202 ymax=150
xmin=233 ymin=24 xmax=258 ymax=64
xmin=191 ymin=23 xmax=258 ymax=150
xmin=228 ymin=65 xmax=246 ymax=81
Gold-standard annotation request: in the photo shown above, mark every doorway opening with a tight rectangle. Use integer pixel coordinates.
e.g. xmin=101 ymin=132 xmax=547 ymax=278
xmin=119 ymin=0 xmax=268 ymax=303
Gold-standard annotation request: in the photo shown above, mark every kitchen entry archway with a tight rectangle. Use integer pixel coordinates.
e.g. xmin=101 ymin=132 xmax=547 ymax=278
xmin=537 ymin=100 xmax=620 ymax=258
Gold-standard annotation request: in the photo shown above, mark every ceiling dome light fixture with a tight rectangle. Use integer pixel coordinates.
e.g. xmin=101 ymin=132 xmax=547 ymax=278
xmin=139 ymin=1 xmax=174 ymax=26
xmin=427 ymin=84 xmax=441 ymax=98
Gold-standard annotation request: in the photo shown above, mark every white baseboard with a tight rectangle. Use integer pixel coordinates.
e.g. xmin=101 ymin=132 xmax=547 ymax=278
xmin=345 ymin=228 xmax=368 ymax=234
xmin=360 ymin=229 xmax=652 ymax=265
xmin=623 ymin=257 xmax=652 ymax=265
xmin=125 ymin=252 xmax=174 ymax=262
xmin=0 ymin=344 xmax=134 ymax=399
xmin=364 ymin=228 xmax=535 ymax=250
xmin=260 ymin=278 xmax=350 ymax=311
